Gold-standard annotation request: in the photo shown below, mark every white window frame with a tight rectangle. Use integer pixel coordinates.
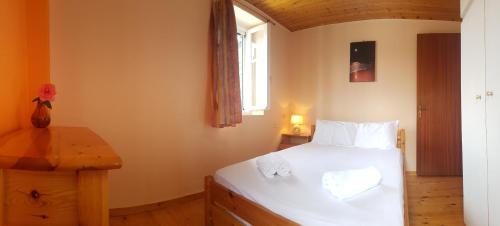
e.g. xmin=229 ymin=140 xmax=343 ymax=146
xmin=237 ymin=23 xmax=270 ymax=116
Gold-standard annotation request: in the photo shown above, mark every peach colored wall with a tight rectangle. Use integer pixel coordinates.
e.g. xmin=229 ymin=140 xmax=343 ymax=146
xmin=49 ymin=0 xmax=291 ymax=208
xmin=288 ymin=19 xmax=461 ymax=171
xmin=49 ymin=0 xmax=461 ymax=207
xmin=0 ymin=0 xmax=49 ymax=135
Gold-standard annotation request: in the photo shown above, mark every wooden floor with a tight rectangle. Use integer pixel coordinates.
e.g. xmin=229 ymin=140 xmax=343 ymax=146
xmin=407 ymin=174 xmax=464 ymax=226
xmin=110 ymin=174 xmax=464 ymax=226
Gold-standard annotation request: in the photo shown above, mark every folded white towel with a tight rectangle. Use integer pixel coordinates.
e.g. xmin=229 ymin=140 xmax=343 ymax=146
xmin=322 ymin=167 xmax=382 ymax=200
xmin=276 ymin=160 xmax=291 ymax=177
xmin=256 ymin=154 xmax=277 ymax=178
xmin=256 ymin=153 xmax=291 ymax=178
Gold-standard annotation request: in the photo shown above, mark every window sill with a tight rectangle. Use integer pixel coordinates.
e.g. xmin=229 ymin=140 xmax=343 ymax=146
xmin=243 ymin=110 xmax=265 ymax=116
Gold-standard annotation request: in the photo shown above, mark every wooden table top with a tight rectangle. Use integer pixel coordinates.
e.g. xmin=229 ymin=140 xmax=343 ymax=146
xmin=0 ymin=127 xmax=122 ymax=171
xmin=281 ymin=133 xmax=311 ymax=137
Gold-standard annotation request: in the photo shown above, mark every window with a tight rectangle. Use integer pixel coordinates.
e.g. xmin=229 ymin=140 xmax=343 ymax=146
xmin=234 ymin=5 xmax=269 ymax=115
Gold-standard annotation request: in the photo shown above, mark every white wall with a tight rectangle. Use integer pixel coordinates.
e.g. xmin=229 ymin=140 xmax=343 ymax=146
xmin=288 ymin=19 xmax=461 ymax=170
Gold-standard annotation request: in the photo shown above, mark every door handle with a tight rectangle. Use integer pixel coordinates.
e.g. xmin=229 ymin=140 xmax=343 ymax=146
xmin=418 ymin=105 xmax=427 ymax=118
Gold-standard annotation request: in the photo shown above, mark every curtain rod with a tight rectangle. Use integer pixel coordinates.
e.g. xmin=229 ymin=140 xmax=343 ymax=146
xmin=233 ymin=0 xmax=277 ymax=26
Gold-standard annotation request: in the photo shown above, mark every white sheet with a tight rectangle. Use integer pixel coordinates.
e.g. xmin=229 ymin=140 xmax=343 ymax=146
xmin=214 ymin=143 xmax=404 ymax=226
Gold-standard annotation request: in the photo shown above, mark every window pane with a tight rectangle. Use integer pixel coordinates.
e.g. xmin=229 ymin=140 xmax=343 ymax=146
xmin=236 ymin=22 xmax=268 ymax=114
xmin=249 ymin=26 xmax=268 ymax=110
xmin=237 ymin=33 xmax=244 ymax=107
xmin=234 ymin=5 xmax=269 ymax=114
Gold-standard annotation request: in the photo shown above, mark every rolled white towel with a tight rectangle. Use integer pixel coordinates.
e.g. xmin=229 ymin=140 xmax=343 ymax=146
xmin=276 ymin=160 xmax=291 ymax=177
xmin=256 ymin=153 xmax=291 ymax=178
xmin=322 ymin=167 xmax=382 ymax=200
xmin=256 ymin=154 xmax=277 ymax=178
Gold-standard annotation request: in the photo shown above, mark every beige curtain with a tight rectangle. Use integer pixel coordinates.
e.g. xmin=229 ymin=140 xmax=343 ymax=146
xmin=211 ymin=0 xmax=242 ymax=128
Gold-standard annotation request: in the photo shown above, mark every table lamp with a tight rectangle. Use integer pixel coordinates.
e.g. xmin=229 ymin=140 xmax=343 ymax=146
xmin=290 ymin=114 xmax=304 ymax=135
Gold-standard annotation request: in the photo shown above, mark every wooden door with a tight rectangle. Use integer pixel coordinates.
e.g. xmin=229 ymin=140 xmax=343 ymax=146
xmin=417 ymin=33 xmax=462 ymax=176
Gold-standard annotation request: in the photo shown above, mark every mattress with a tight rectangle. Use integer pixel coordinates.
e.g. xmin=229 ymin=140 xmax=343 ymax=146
xmin=214 ymin=143 xmax=404 ymax=226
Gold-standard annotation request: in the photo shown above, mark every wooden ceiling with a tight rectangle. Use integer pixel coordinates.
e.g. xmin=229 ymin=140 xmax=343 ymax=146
xmin=245 ymin=0 xmax=461 ymax=31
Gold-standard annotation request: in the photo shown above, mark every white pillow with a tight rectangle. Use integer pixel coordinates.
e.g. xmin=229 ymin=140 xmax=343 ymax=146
xmin=354 ymin=121 xmax=399 ymax=150
xmin=312 ymin=120 xmax=357 ymax=146
xmin=311 ymin=120 xmax=333 ymax=145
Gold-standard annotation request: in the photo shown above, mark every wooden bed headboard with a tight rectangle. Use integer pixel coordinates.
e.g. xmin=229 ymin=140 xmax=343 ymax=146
xmin=310 ymin=125 xmax=406 ymax=153
xmin=397 ymin=129 xmax=406 ymax=153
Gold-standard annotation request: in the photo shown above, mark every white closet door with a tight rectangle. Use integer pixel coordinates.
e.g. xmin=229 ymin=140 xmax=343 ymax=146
xmin=486 ymin=0 xmax=500 ymax=224
xmin=461 ymin=0 xmax=489 ymax=225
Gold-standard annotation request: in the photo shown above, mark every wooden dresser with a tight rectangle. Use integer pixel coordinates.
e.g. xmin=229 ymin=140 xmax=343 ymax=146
xmin=0 ymin=127 xmax=122 ymax=226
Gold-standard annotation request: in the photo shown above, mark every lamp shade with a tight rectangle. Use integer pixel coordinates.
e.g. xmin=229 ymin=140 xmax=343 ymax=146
xmin=290 ymin=114 xmax=304 ymax=125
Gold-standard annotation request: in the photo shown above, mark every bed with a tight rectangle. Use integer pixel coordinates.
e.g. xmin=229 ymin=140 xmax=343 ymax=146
xmin=205 ymin=126 xmax=409 ymax=226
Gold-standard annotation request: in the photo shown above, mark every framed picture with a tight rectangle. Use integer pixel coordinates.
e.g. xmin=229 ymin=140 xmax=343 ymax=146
xmin=350 ymin=41 xmax=375 ymax=82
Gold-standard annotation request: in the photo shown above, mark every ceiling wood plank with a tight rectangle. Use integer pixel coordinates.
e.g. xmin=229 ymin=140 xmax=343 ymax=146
xmin=245 ymin=0 xmax=460 ymax=31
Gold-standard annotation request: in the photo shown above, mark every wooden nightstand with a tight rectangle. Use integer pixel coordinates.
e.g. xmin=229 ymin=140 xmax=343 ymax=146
xmin=278 ymin=133 xmax=312 ymax=150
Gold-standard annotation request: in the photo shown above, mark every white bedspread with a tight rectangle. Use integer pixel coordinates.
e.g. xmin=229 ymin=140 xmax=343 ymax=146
xmin=214 ymin=143 xmax=404 ymax=226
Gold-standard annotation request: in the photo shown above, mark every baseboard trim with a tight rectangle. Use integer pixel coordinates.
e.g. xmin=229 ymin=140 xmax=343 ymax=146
xmin=110 ymin=192 xmax=204 ymax=217
xmin=406 ymin=171 xmax=417 ymax=176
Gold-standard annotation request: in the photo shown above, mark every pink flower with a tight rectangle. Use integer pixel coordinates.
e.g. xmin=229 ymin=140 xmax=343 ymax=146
xmin=38 ymin=83 xmax=56 ymax=102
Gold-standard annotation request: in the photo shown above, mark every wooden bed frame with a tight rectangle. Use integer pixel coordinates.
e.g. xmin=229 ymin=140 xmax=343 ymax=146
xmin=205 ymin=128 xmax=409 ymax=226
